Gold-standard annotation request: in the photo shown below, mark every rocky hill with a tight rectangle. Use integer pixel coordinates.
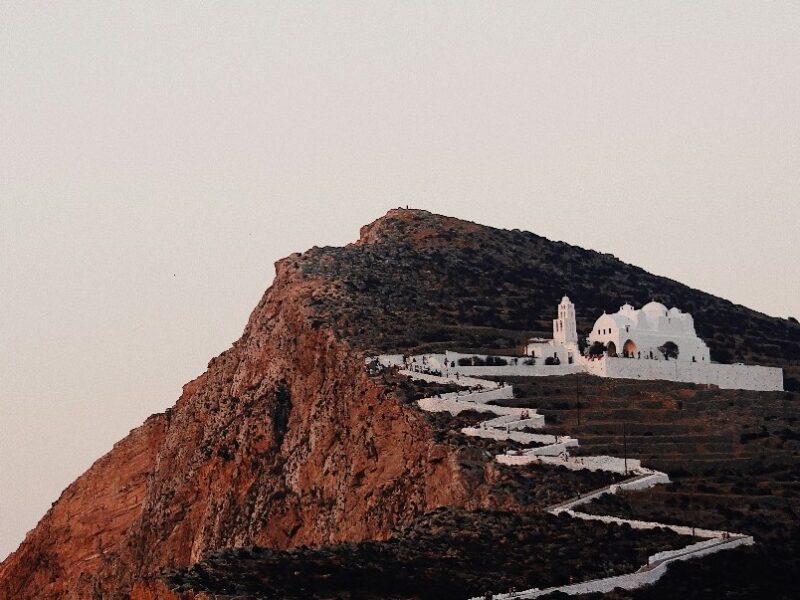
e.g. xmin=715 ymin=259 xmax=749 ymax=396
xmin=1 ymin=209 xmax=797 ymax=599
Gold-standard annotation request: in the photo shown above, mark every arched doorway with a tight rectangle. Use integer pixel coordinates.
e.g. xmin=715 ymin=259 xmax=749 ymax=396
xmin=623 ymin=339 xmax=637 ymax=358
xmin=606 ymin=341 xmax=617 ymax=357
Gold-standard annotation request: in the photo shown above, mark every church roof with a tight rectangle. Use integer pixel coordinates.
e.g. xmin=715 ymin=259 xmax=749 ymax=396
xmin=593 ymin=312 xmax=634 ymax=329
xmin=642 ymin=301 xmax=668 ymax=317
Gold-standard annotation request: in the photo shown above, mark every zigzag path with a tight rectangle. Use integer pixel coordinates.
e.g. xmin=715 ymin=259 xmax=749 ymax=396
xmin=374 ymin=354 xmax=754 ymax=599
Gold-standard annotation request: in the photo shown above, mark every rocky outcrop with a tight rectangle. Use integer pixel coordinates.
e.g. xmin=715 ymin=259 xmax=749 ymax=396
xmin=0 ymin=243 xmax=482 ymax=599
xmin=129 ymin=581 xmax=186 ymax=600
xmin=0 ymin=413 xmax=167 ymax=598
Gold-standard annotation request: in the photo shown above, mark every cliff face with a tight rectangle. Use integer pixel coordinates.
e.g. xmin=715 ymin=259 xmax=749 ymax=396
xmin=2 ymin=209 xmax=798 ymax=599
xmin=0 ymin=414 xmax=166 ymax=598
xmin=0 ymin=229 xmax=483 ymax=599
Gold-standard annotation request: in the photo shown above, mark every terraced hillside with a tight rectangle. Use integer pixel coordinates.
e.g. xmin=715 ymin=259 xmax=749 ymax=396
xmin=491 ymin=374 xmax=799 ymax=598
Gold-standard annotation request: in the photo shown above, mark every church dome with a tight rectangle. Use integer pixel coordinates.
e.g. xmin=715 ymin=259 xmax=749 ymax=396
xmin=592 ymin=312 xmax=633 ymax=332
xmin=642 ymin=301 xmax=668 ymax=318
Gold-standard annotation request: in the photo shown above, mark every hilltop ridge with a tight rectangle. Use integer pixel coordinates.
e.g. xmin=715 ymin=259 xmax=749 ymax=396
xmin=1 ymin=209 xmax=797 ymax=599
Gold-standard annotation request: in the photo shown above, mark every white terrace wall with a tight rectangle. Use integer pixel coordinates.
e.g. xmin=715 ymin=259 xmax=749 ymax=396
xmin=453 ymin=364 xmax=585 ymax=377
xmin=497 ymin=454 xmax=642 ymax=475
xmin=443 ymin=351 xmax=583 ymax=377
xmin=396 ymin=369 xmax=502 ymax=390
xmin=394 ymin=351 xmax=586 ymax=378
xmin=676 ymin=362 xmax=783 ymax=391
xmin=444 ymin=350 xmax=521 ymax=365
xmin=452 ymin=386 xmax=516 ymax=404
xmin=416 ymin=388 xmax=516 ymax=415
xmin=590 ymin=357 xmax=783 ymax=391
xmin=375 ymin=352 xmax=783 ymax=391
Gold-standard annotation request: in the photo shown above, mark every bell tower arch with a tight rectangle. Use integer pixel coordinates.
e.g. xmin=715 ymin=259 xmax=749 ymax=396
xmin=553 ymin=296 xmax=578 ymax=345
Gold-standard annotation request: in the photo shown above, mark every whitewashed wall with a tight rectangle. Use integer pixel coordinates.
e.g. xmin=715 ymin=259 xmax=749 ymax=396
xmin=598 ymin=358 xmax=783 ymax=391
xmin=453 ymin=364 xmax=585 ymax=377
xmin=375 ymin=352 xmax=783 ymax=391
xmin=497 ymin=453 xmax=642 ymax=474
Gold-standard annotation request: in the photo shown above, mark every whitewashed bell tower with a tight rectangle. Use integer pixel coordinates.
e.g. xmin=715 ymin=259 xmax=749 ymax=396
xmin=553 ymin=295 xmax=578 ymax=345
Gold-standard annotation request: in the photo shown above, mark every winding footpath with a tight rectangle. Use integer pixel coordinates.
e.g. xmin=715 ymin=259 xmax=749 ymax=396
xmin=373 ymin=354 xmax=754 ymax=599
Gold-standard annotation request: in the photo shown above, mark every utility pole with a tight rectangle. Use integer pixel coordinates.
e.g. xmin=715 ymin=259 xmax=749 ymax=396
xmin=610 ymin=380 xmax=627 ymax=476
xmin=623 ymin=418 xmax=628 ymax=476
xmin=617 ymin=379 xmax=630 ymax=477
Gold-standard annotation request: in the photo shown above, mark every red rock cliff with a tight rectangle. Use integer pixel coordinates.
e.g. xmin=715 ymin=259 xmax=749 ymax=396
xmin=0 ymin=224 xmax=482 ymax=599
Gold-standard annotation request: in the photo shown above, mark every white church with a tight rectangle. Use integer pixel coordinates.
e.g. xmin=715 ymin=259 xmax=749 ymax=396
xmin=526 ymin=296 xmax=582 ymax=364
xmin=588 ymin=301 xmax=711 ymax=363
xmin=523 ymin=296 xmax=783 ymax=391
xmin=375 ymin=297 xmax=783 ymax=392
xmin=528 ymin=296 xmax=711 ymax=364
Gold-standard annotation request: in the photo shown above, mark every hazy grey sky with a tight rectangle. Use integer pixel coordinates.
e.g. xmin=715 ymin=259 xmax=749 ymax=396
xmin=1 ymin=1 xmax=798 ymax=559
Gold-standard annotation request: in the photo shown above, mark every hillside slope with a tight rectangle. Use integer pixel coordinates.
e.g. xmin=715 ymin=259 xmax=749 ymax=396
xmin=1 ymin=209 xmax=797 ymax=598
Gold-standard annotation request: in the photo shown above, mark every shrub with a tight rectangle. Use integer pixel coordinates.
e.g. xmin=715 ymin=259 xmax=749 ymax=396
xmin=485 ymin=355 xmax=508 ymax=366
xmin=587 ymin=341 xmax=606 ymax=357
xmin=658 ymin=341 xmax=679 ymax=360
xmin=457 ymin=356 xmax=508 ymax=366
